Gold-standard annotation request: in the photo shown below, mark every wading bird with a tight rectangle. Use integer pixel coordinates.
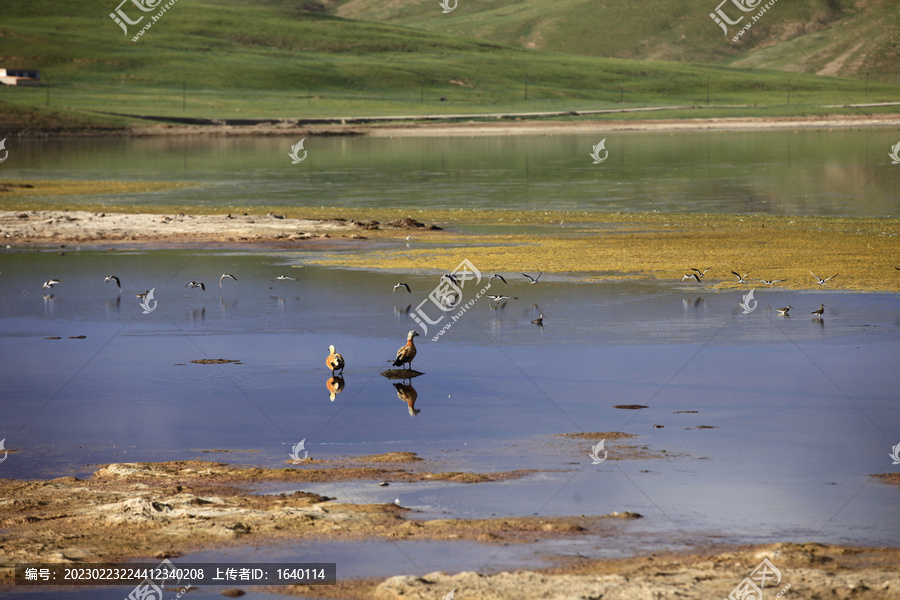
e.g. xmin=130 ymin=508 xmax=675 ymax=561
xmin=531 ymin=313 xmax=544 ymax=326
xmin=43 ymin=279 xmax=60 ymax=290
xmin=185 ymin=281 xmax=205 ymax=291
xmin=777 ymin=305 xmax=792 ymax=316
xmin=219 ymin=273 xmax=238 ymax=288
xmin=392 ymin=330 xmax=419 ymax=370
xmin=690 ymin=268 xmax=711 ymax=278
xmin=681 ymin=273 xmax=702 ymax=283
xmin=105 ymin=275 xmax=121 ymax=288
xmin=393 ymin=283 xmax=411 ymax=293
xmin=489 ymin=274 xmax=508 ymax=284
xmin=811 ymin=304 xmax=825 ymax=318
xmin=274 ymin=275 xmax=296 ymax=281
xmin=731 ymin=271 xmax=750 ymax=284
xmin=522 ymin=272 xmax=543 ymax=284
xmin=757 ymin=279 xmax=783 ymax=286
xmin=326 ymin=345 xmax=345 ymax=376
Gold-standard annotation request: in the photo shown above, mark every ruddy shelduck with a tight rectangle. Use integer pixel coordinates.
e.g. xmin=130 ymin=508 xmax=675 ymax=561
xmin=326 ymin=344 xmax=345 ymax=376
xmin=392 ymin=330 xmax=419 ymax=369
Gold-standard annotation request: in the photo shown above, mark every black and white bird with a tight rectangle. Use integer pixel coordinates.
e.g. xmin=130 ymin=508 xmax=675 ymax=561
xmin=136 ymin=290 xmax=151 ymax=300
xmin=441 ymin=273 xmax=460 ymax=285
xmin=105 ymin=275 xmax=121 ymax=288
xmin=522 ymin=272 xmax=543 ymax=284
xmin=809 ymin=271 xmax=837 ymax=285
xmin=757 ymin=279 xmax=783 ymax=286
xmin=489 ymin=274 xmax=508 ymax=284
xmin=777 ymin=305 xmax=792 ymax=316
xmin=392 ymin=283 xmax=411 ymax=293
xmin=681 ymin=273 xmax=702 ymax=283
xmin=690 ymin=268 xmax=711 ymax=278
xmin=274 ymin=275 xmax=296 ymax=281
xmin=43 ymin=279 xmax=61 ymax=290
xmin=811 ymin=304 xmax=825 ymax=318
xmin=731 ymin=271 xmax=750 ymax=283
xmin=219 ymin=273 xmax=238 ymax=288
xmin=185 ymin=281 xmax=205 ymax=291
xmin=487 ymin=295 xmax=517 ymax=302
xmin=531 ymin=313 xmax=544 ymax=326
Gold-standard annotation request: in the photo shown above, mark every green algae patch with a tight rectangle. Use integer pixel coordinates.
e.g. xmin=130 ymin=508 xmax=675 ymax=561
xmin=0 ymin=179 xmax=194 ymax=200
xmin=306 ymin=213 xmax=900 ymax=292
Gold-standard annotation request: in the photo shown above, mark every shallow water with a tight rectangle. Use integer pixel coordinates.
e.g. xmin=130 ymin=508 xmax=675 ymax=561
xmin=1 ymin=246 xmax=899 ymax=600
xmin=4 ymin=129 xmax=899 ymax=216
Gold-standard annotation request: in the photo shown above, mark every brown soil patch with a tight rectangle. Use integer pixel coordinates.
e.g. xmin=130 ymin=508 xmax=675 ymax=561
xmin=0 ymin=461 xmax=635 ymax=583
xmin=190 ymin=359 xmax=242 ymax=365
xmin=308 ymin=543 xmax=899 ymax=600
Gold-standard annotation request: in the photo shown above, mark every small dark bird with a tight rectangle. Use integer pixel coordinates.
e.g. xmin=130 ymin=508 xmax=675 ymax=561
xmin=489 ymin=274 xmax=508 ymax=284
xmin=185 ymin=281 xmax=205 ymax=291
xmin=136 ymin=290 xmax=150 ymax=300
xmin=393 ymin=283 xmax=411 ymax=293
xmin=105 ymin=275 xmax=121 ymax=288
xmin=522 ymin=272 xmax=543 ymax=284
xmin=777 ymin=305 xmax=792 ymax=316
xmin=811 ymin=304 xmax=825 ymax=318
xmin=531 ymin=313 xmax=544 ymax=326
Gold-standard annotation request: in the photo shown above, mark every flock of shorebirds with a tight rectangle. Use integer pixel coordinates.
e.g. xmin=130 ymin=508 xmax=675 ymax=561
xmin=679 ymin=267 xmax=838 ymax=318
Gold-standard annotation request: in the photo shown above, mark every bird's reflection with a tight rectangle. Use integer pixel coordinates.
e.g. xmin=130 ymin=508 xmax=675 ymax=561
xmin=105 ymin=294 xmax=121 ymax=316
xmin=327 ymin=376 xmax=345 ymax=402
xmin=393 ymin=304 xmax=411 ymax=320
xmin=682 ymin=297 xmax=704 ymax=313
xmin=393 ymin=381 xmax=419 ymax=416
xmin=190 ymin=307 xmax=206 ymax=324
xmin=43 ymin=293 xmax=57 ymax=316
xmin=271 ymin=296 xmax=287 ymax=309
xmin=219 ymin=294 xmax=238 ymax=316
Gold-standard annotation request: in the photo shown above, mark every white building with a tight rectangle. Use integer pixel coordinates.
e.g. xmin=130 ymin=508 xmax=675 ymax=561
xmin=0 ymin=69 xmax=41 ymax=86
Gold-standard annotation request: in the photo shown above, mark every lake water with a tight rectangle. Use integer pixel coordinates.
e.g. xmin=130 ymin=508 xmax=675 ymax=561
xmin=3 ymin=129 xmax=899 ymax=216
xmin=2 ymin=130 xmax=900 ymax=599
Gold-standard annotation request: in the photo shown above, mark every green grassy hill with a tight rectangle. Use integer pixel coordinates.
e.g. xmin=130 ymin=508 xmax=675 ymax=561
xmin=0 ymin=0 xmax=897 ymax=130
xmin=335 ymin=0 xmax=900 ymax=80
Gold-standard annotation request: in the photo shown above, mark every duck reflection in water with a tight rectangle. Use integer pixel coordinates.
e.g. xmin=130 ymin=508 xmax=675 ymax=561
xmin=326 ymin=376 xmax=345 ymax=402
xmin=393 ymin=381 xmax=420 ymax=417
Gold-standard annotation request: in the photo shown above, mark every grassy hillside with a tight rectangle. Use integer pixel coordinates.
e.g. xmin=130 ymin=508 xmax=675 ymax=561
xmin=0 ymin=0 xmax=896 ymax=128
xmin=335 ymin=0 xmax=900 ymax=80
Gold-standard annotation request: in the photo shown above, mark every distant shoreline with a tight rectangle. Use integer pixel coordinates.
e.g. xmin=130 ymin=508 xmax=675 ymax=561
xmin=131 ymin=112 xmax=900 ymax=138
xmin=7 ymin=111 xmax=899 ymax=138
